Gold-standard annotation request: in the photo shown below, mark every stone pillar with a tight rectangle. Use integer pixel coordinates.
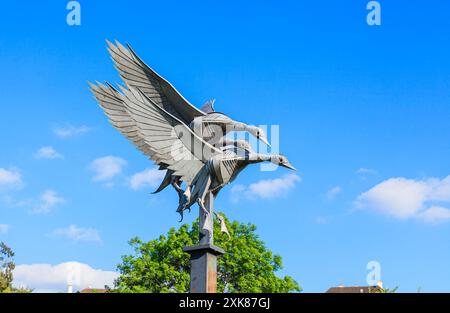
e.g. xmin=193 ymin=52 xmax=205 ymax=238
xmin=183 ymin=192 xmax=224 ymax=293
xmin=183 ymin=244 xmax=224 ymax=293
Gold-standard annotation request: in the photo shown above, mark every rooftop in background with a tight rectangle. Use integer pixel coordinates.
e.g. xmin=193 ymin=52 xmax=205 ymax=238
xmin=326 ymin=286 xmax=381 ymax=293
xmin=326 ymin=281 xmax=383 ymax=293
xmin=80 ymin=288 xmax=108 ymax=294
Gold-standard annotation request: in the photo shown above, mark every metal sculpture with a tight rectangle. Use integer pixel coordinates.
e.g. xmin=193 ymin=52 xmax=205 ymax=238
xmin=90 ymin=41 xmax=296 ymax=293
xmin=91 ymin=41 xmax=270 ymax=219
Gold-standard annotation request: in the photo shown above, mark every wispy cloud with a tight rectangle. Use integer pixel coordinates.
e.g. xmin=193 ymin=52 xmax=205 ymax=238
xmin=326 ymin=185 xmax=342 ymax=200
xmin=53 ymin=124 xmax=90 ymax=139
xmin=0 ymin=224 xmax=9 ymax=234
xmin=356 ymin=168 xmax=377 ymax=175
xmin=13 ymin=262 xmax=118 ymax=292
xmin=0 ymin=167 xmax=24 ymax=189
xmin=34 ymin=146 xmax=63 ymax=160
xmin=418 ymin=206 xmax=450 ymax=224
xmin=129 ymin=168 xmax=165 ymax=191
xmin=356 ymin=175 xmax=450 ymax=224
xmin=52 ymin=225 xmax=101 ymax=243
xmin=89 ymin=156 xmax=127 ymax=182
xmin=356 ymin=168 xmax=378 ymax=180
xmin=231 ymin=173 xmax=301 ymax=202
xmin=32 ymin=190 xmax=66 ymax=214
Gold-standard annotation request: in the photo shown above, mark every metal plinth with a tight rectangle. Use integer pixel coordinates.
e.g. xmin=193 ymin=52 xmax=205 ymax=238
xmin=183 ymin=244 xmax=225 ymax=293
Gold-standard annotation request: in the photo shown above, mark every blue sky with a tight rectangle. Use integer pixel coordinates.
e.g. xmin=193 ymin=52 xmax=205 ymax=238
xmin=1 ymin=1 xmax=450 ymax=292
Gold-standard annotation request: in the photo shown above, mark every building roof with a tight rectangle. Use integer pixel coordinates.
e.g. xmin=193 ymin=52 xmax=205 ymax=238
xmin=326 ymin=286 xmax=381 ymax=293
xmin=80 ymin=288 xmax=108 ymax=293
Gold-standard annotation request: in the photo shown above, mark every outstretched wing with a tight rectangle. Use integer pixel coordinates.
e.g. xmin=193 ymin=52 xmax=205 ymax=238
xmin=89 ymin=81 xmax=169 ymax=164
xmin=107 ymin=40 xmax=205 ymax=125
xmin=121 ymin=86 xmax=222 ymax=184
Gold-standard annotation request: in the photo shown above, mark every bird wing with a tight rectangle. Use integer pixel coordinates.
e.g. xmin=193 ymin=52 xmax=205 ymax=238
xmin=121 ymin=86 xmax=223 ymax=184
xmin=107 ymin=40 xmax=206 ymax=125
xmin=89 ymin=81 xmax=168 ymax=163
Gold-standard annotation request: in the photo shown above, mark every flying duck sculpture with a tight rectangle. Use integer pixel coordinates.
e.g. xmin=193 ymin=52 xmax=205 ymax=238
xmin=90 ymin=41 xmax=270 ymax=214
xmin=90 ymin=41 xmax=296 ymax=237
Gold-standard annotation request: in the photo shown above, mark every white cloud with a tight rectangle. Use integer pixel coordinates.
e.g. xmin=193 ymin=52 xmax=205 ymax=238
xmin=356 ymin=175 xmax=450 ymax=223
xmin=418 ymin=206 xmax=450 ymax=224
xmin=247 ymin=174 xmax=301 ymax=199
xmin=0 ymin=167 xmax=23 ymax=189
xmin=34 ymin=146 xmax=63 ymax=159
xmin=13 ymin=262 xmax=118 ymax=293
xmin=1 ymin=195 xmax=29 ymax=208
xmin=231 ymin=174 xmax=301 ymax=202
xmin=0 ymin=224 xmax=9 ymax=234
xmin=90 ymin=156 xmax=127 ymax=182
xmin=356 ymin=168 xmax=377 ymax=175
xmin=129 ymin=168 xmax=165 ymax=191
xmin=326 ymin=185 xmax=342 ymax=200
xmin=53 ymin=225 xmax=101 ymax=243
xmin=357 ymin=178 xmax=429 ymax=219
xmin=32 ymin=190 xmax=65 ymax=214
xmin=53 ymin=124 xmax=90 ymax=138
xmin=356 ymin=168 xmax=378 ymax=180
xmin=230 ymin=184 xmax=246 ymax=194
xmin=428 ymin=176 xmax=450 ymax=201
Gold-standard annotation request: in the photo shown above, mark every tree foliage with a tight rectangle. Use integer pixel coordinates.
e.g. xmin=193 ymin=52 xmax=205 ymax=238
xmin=0 ymin=242 xmax=31 ymax=293
xmin=115 ymin=215 xmax=301 ymax=293
xmin=368 ymin=286 xmax=399 ymax=293
xmin=0 ymin=242 xmax=15 ymax=292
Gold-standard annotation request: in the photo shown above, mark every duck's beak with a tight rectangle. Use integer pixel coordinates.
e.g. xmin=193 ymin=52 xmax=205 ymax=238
xmin=259 ymin=135 xmax=271 ymax=147
xmin=281 ymin=161 xmax=297 ymax=171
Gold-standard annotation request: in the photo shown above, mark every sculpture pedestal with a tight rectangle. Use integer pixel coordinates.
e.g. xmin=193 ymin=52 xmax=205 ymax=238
xmin=183 ymin=244 xmax=224 ymax=293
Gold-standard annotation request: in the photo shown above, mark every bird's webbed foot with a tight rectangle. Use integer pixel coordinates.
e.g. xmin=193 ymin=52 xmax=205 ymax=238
xmin=172 ymin=181 xmax=184 ymax=199
xmin=176 ymin=204 xmax=186 ymax=222
xmin=197 ymin=199 xmax=209 ymax=215
xmin=214 ymin=212 xmax=231 ymax=239
xmin=178 ymin=211 xmax=184 ymax=222
xmin=182 ymin=186 xmax=191 ymax=212
xmin=198 ymin=199 xmax=213 ymax=235
xmin=172 ymin=180 xmax=190 ymax=220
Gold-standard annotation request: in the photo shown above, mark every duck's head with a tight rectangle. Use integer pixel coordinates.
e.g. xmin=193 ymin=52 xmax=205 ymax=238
xmin=270 ymin=154 xmax=296 ymax=171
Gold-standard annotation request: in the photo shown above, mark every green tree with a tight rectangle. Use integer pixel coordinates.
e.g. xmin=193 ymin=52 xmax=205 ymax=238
xmin=115 ymin=215 xmax=301 ymax=293
xmin=0 ymin=242 xmax=31 ymax=293
xmin=0 ymin=242 xmax=15 ymax=292
xmin=368 ymin=285 xmax=399 ymax=293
